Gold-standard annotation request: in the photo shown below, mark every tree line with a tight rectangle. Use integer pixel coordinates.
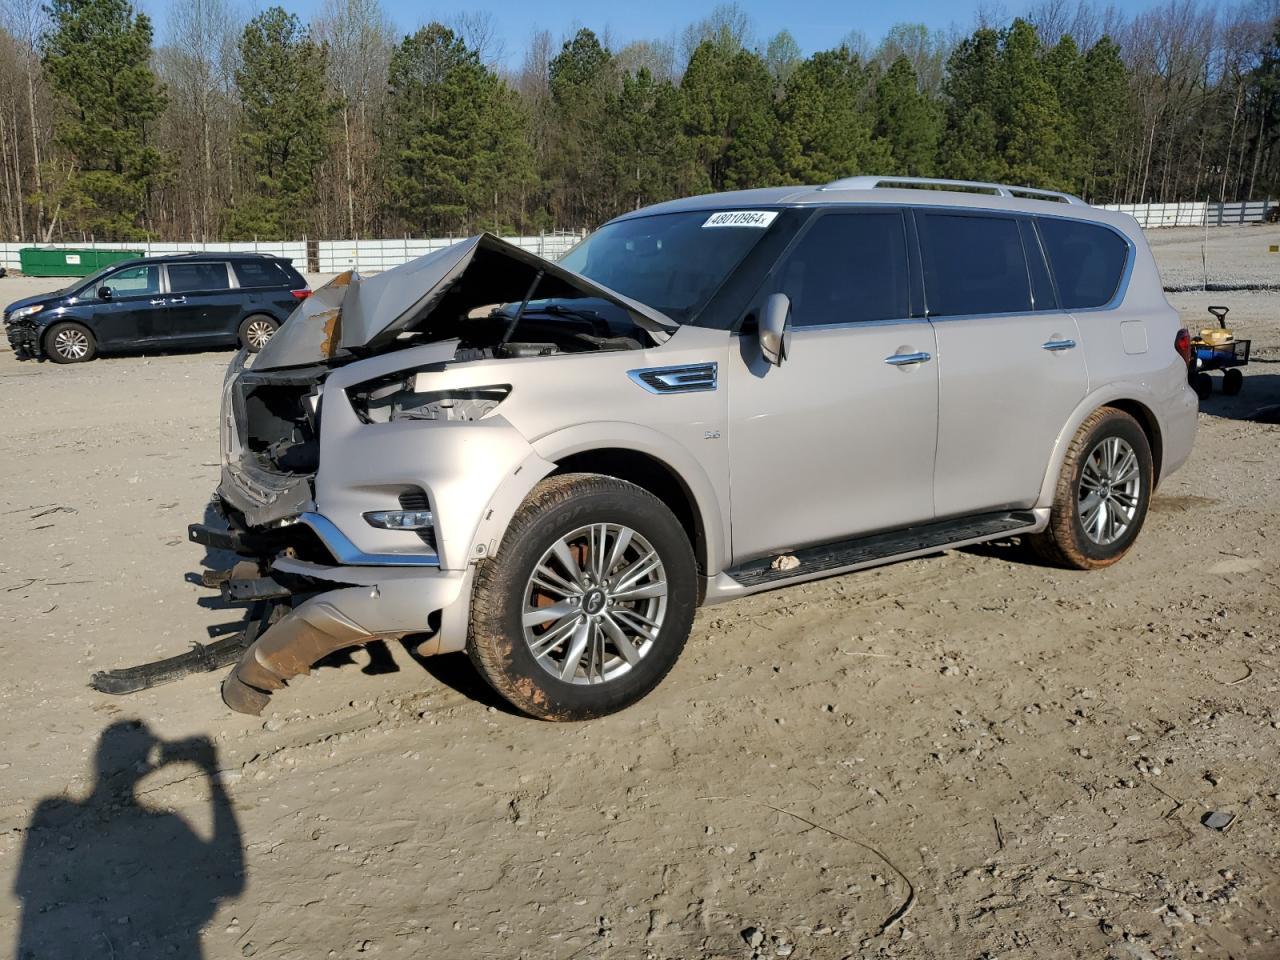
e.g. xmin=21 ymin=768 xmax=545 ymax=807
xmin=1 ymin=0 xmax=1279 ymax=242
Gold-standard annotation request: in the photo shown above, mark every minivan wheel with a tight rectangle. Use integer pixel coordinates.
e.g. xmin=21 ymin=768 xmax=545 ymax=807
xmin=239 ymin=315 xmax=278 ymax=352
xmin=467 ymin=473 xmax=697 ymax=720
xmin=45 ymin=322 xmax=97 ymax=363
xmin=1029 ymin=407 xmax=1153 ymax=570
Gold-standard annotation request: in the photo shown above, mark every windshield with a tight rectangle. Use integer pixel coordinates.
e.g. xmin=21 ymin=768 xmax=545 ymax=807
xmin=559 ymin=210 xmax=777 ymax=324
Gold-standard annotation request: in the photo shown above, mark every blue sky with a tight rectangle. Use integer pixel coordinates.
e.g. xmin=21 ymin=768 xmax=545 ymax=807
xmin=144 ymin=0 xmax=1174 ymax=62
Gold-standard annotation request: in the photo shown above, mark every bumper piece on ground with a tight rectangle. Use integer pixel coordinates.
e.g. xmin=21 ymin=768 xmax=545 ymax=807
xmin=220 ymin=565 xmax=470 ymax=715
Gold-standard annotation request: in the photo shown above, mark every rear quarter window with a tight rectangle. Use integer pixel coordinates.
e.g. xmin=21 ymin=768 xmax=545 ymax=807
xmin=918 ymin=212 xmax=1031 ymax=317
xmin=1037 ymin=218 xmax=1129 ymax=309
xmin=232 ymin=260 xmax=290 ymax=288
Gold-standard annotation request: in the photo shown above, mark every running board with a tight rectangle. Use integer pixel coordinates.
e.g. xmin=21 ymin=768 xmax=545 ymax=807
xmin=724 ymin=511 xmax=1038 ymax=589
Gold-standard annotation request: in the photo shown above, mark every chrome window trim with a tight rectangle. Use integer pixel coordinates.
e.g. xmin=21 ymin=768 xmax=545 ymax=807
xmin=299 ymin=512 xmax=440 ymax=567
xmin=792 ymin=316 xmax=931 ymax=332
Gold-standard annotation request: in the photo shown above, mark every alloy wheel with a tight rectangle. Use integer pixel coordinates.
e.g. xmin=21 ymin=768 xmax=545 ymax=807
xmin=1078 ymin=436 xmax=1140 ymax=546
xmin=245 ymin=320 xmax=275 ymax=350
xmin=521 ymin=523 xmax=668 ymax=685
xmin=54 ymin=328 xmax=90 ymax=360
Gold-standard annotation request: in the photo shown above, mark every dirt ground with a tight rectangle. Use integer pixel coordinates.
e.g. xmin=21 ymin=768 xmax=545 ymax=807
xmin=1 ymin=226 xmax=1279 ymax=960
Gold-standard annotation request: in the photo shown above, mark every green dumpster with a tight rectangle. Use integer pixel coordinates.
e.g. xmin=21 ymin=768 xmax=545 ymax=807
xmin=18 ymin=247 xmax=145 ymax=277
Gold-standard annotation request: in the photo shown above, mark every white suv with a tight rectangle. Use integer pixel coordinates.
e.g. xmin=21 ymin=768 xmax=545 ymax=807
xmin=191 ymin=176 xmax=1198 ymax=721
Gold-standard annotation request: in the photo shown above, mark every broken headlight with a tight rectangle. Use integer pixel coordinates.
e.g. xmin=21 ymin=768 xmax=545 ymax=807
xmin=347 ymin=372 xmax=511 ymax=425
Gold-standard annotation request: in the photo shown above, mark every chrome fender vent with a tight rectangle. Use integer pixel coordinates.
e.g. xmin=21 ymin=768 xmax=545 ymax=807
xmin=628 ymin=362 xmax=718 ymax=394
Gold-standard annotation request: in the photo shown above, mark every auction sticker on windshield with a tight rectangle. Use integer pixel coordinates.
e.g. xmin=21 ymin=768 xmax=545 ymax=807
xmin=702 ymin=210 xmax=778 ymax=228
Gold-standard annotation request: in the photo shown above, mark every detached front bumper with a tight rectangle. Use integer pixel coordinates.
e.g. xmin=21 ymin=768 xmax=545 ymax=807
xmin=219 ymin=555 xmax=470 ymax=715
xmin=4 ymin=321 xmax=40 ymax=360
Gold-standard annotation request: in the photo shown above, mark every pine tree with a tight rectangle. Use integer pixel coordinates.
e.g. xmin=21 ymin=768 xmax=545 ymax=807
xmin=41 ymin=0 xmax=167 ymax=239
xmin=225 ymin=7 xmax=332 ymax=239
xmin=681 ymin=40 xmax=779 ymax=191
xmin=941 ymin=28 xmax=1004 ymax=182
xmin=603 ymin=68 xmax=693 ymax=213
xmin=547 ymin=29 xmax=615 ymax=225
xmin=777 ymin=47 xmax=887 ymax=183
xmin=1000 ymin=19 xmax=1070 ymax=189
xmin=872 ymin=55 xmax=941 ymax=176
xmin=381 ymin=23 xmax=533 ymax=235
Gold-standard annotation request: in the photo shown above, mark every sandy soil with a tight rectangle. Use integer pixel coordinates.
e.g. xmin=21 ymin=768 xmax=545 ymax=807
xmin=1 ymin=229 xmax=1279 ymax=960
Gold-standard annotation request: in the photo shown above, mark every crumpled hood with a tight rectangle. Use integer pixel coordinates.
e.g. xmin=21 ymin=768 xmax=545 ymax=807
xmin=253 ymin=233 xmax=675 ymax=371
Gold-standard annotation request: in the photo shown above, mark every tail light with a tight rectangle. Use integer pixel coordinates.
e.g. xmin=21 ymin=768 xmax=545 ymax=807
xmin=290 ymin=289 xmax=311 ymax=300
xmin=1175 ymin=328 xmax=1191 ymax=363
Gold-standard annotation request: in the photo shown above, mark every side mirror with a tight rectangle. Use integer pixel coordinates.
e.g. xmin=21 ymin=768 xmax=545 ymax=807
xmin=758 ymin=292 xmax=791 ymax=366
xmin=97 ymin=286 xmax=112 ymax=300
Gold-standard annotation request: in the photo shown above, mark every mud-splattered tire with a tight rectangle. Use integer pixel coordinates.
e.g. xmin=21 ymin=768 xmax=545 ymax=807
xmin=1029 ymin=407 xmax=1153 ymax=570
xmin=467 ymin=473 xmax=697 ymax=720
xmin=44 ymin=321 xmax=96 ymax=363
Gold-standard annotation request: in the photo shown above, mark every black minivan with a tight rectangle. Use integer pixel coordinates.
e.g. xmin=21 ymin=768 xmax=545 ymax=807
xmin=3 ymin=252 xmax=310 ymax=363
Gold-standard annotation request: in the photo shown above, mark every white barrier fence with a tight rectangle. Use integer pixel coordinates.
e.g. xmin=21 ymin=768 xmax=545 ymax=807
xmin=1099 ymin=200 xmax=1275 ymax=228
xmin=0 ymin=231 xmax=585 ymax=274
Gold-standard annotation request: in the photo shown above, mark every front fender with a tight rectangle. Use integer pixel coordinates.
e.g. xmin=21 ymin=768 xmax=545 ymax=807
xmin=524 ymin=421 xmax=730 ymax=577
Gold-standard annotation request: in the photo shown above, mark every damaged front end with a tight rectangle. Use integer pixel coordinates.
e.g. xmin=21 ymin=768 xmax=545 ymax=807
xmin=5 ymin=318 xmax=41 ymax=360
xmin=178 ymin=234 xmax=673 ymax=715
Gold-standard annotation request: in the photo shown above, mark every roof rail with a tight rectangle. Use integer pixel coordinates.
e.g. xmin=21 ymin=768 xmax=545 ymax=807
xmin=819 ymin=175 xmax=1086 ymax=206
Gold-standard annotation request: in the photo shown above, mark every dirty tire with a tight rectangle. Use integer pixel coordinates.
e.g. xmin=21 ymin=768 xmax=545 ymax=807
xmin=1029 ymin=407 xmax=1153 ymax=570
xmin=44 ymin=321 xmax=96 ymax=363
xmin=238 ymin=314 xmax=278 ymax=352
xmin=468 ymin=473 xmax=697 ymax=720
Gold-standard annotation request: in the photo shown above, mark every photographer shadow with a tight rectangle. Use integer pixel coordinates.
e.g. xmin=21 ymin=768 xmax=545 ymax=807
xmin=13 ymin=721 xmax=244 ymax=960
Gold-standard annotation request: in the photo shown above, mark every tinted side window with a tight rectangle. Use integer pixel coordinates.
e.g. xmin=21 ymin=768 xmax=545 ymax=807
xmin=1037 ymin=217 xmax=1129 ymax=309
xmin=772 ymin=211 xmax=910 ymax=327
xmin=233 ymin=260 xmax=288 ymax=288
xmin=168 ymin=262 xmax=230 ymax=293
xmin=920 ymin=212 xmax=1031 ymax=317
xmin=102 ymin=265 xmax=159 ymax=297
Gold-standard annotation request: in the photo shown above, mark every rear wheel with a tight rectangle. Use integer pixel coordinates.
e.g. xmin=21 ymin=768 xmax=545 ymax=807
xmin=1222 ymin=368 xmax=1243 ymax=396
xmin=238 ymin=314 xmax=278 ymax=352
xmin=468 ymin=473 xmax=697 ymax=720
xmin=1029 ymin=407 xmax=1153 ymax=570
xmin=44 ymin=322 xmax=96 ymax=363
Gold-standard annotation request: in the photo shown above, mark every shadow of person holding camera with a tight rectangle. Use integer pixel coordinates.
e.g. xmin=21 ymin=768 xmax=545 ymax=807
xmin=13 ymin=720 xmax=245 ymax=960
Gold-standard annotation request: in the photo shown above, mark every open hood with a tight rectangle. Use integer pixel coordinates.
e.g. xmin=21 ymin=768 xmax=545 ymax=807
xmin=253 ymin=233 xmax=675 ymax=371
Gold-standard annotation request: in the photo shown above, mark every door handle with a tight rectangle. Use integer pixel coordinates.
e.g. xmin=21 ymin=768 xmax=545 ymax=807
xmin=884 ymin=351 xmax=932 ymax=366
xmin=149 ymin=298 xmax=167 ymax=305
xmin=1043 ymin=338 xmax=1077 ymax=351
xmin=169 ymin=296 xmax=187 ymax=303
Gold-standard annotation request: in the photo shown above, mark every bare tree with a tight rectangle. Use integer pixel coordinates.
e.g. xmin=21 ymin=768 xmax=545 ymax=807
xmin=0 ymin=0 xmax=49 ymax=239
xmin=313 ymin=0 xmax=394 ymax=238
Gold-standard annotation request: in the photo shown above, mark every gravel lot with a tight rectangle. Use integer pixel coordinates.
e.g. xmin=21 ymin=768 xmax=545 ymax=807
xmin=1 ymin=226 xmax=1279 ymax=959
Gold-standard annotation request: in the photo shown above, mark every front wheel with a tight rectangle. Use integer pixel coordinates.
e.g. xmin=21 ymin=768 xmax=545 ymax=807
xmin=44 ymin=322 xmax=97 ymax=363
xmin=468 ymin=473 xmax=697 ymax=720
xmin=1029 ymin=407 xmax=1153 ymax=570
